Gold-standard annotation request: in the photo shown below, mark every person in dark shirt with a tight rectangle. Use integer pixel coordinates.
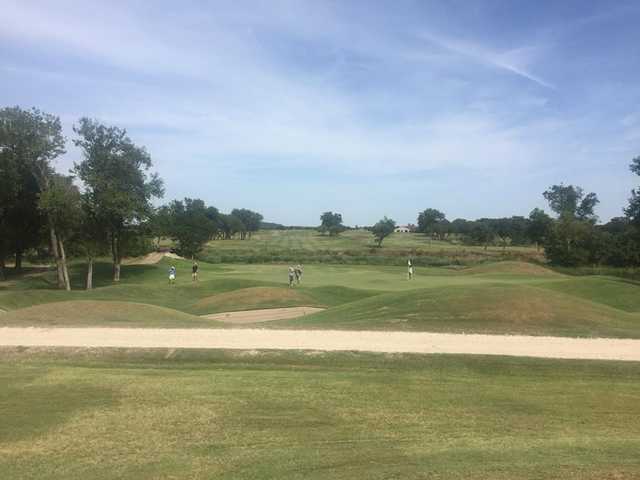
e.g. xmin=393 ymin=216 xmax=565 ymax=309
xmin=192 ymin=262 xmax=199 ymax=281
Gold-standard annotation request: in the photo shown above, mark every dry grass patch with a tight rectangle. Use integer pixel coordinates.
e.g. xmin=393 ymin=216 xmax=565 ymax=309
xmin=0 ymin=300 xmax=219 ymax=328
xmin=194 ymin=286 xmax=318 ymax=314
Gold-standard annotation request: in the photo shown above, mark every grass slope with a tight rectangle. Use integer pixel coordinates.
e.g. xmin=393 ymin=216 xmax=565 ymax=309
xmin=274 ymin=283 xmax=640 ymax=338
xmin=1 ymin=348 xmax=639 ymax=479
xmin=0 ymin=300 xmax=225 ymax=328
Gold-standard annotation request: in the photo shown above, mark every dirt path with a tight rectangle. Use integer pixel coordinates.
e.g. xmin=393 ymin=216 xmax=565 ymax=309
xmin=1 ymin=328 xmax=639 ymax=361
xmin=202 ymin=307 xmax=325 ymax=324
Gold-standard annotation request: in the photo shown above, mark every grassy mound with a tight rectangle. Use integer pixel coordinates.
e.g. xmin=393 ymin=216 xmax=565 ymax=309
xmin=463 ymin=261 xmax=561 ymax=277
xmin=539 ymin=276 xmax=640 ymax=312
xmin=193 ymin=286 xmax=317 ymax=314
xmin=274 ymin=283 xmax=640 ymax=338
xmin=0 ymin=300 xmax=224 ymax=328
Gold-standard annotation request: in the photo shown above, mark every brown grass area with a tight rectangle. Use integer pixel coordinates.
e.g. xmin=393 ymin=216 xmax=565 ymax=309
xmin=0 ymin=300 xmax=212 ymax=327
xmin=194 ymin=286 xmax=317 ymax=313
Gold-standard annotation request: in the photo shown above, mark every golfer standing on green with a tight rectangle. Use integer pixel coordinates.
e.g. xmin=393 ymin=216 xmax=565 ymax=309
xmin=288 ymin=266 xmax=295 ymax=288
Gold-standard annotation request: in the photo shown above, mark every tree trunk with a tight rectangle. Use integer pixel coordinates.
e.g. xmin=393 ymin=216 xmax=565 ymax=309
xmin=49 ymin=225 xmax=66 ymax=289
xmin=58 ymin=236 xmax=71 ymax=291
xmin=111 ymin=232 xmax=121 ymax=282
xmin=86 ymin=257 xmax=93 ymax=290
xmin=15 ymin=250 xmax=23 ymax=271
xmin=0 ymin=255 xmax=5 ymax=281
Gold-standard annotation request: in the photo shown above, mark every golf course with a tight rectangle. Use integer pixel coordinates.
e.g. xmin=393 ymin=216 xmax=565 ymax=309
xmin=1 ymin=232 xmax=640 ymax=478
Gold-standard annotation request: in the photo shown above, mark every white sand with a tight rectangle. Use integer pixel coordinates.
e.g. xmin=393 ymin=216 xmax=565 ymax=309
xmin=1 ymin=327 xmax=639 ymax=361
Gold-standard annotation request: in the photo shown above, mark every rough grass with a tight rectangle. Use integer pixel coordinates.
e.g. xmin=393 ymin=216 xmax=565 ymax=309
xmin=0 ymin=300 xmax=224 ymax=328
xmin=200 ymin=229 xmax=544 ymax=265
xmin=193 ymin=286 xmax=318 ymax=314
xmin=273 ymin=283 xmax=640 ymax=338
xmin=1 ymin=347 xmax=639 ymax=480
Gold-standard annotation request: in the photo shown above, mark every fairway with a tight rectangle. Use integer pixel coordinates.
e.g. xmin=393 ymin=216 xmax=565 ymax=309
xmin=2 ymin=348 xmax=639 ymax=480
xmin=2 ymin=258 xmax=640 ymax=338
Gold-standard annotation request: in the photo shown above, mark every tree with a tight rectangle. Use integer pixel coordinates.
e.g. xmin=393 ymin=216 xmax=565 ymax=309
xmin=76 ymin=195 xmax=109 ymax=290
xmin=417 ymin=209 xmax=446 ymax=239
xmin=73 ymin=118 xmax=164 ymax=281
xmin=543 ymin=216 xmax=603 ymax=266
xmin=319 ymin=212 xmax=344 ymax=236
xmin=541 ymin=185 xmax=600 ymax=266
xmin=465 ymin=220 xmax=494 ymax=249
xmin=527 ymin=208 xmax=552 ymax=251
xmin=543 ymin=184 xmax=599 ymax=221
xmin=231 ymin=208 xmax=263 ymax=239
xmin=38 ymin=175 xmax=82 ymax=290
xmin=0 ymin=106 xmax=66 ymax=285
xmin=164 ymin=198 xmax=216 ymax=258
xmin=625 ymin=156 xmax=640 ymax=224
xmin=219 ymin=214 xmax=245 ymax=239
xmin=371 ymin=217 xmax=396 ymax=247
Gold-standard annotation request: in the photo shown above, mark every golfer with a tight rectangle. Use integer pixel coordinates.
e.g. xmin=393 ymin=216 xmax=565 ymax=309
xmin=192 ymin=262 xmax=199 ymax=281
xmin=408 ymin=259 xmax=414 ymax=280
xmin=294 ymin=264 xmax=303 ymax=284
xmin=288 ymin=266 xmax=295 ymax=288
xmin=169 ymin=265 xmax=176 ymax=284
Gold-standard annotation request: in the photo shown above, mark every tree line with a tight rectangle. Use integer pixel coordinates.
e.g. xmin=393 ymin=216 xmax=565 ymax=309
xmin=320 ymin=159 xmax=640 ymax=268
xmin=411 ymin=167 xmax=640 ymax=267
xmin=0 ymin=106 xmax=262 ymax=288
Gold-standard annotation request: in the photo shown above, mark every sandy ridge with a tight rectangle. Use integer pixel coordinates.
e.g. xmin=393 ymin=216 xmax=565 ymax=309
xmin=1 ymin=328 xmax=639 ymax=361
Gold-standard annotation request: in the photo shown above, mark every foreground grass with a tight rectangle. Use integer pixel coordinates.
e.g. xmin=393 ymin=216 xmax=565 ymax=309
xmin=1 ymin=348 xmax=639 ymax=479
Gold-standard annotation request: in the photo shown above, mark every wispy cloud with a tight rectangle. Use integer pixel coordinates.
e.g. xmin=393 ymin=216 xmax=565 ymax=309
xmin=418 ymin=32 xmax=555 ymax=89
xmin=1 ymin=0 xmax=638 ymax=223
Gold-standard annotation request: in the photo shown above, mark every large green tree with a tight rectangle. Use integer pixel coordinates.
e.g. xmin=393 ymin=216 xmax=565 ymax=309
xmin=371 ymin=217 xmax=396 ymax=247
xmin=73 ymin=118 xmax=164 ymax=281
xmin=542 ymin=184 xmax=600 ymax=266
xmin=624 ymin=155 xmax=640 ymax=224
xmin=164 ymin=198 xmax=216 ymax=258
xmin=231 ymin=208 xmax=263 ymax=240
xmin=527 ymin=208 xmax=553 ymax=251
xmin=0 ymin=106 xmax=67 ymax=285
xmin=38 ymin=174 xmax=83 ymax=290
xmin=319 ymin=211 xmax=344 ymax=236
xmin=543 ymin=184 xmax=599 ymax=221
xmin=417 ymin=209 xmax=446 ymax=239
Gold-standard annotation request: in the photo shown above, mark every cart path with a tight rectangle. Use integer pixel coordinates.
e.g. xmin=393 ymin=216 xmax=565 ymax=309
xmin=202 ymin=307 xmax=325 ymax=324
xmin=1 ymin=327 xmax=639 ymax=361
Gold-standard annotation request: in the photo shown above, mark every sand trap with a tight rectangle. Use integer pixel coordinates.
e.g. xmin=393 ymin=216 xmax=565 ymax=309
xmin=202 ymin=307 xmax=325 ymax=324
xmin=1 ymin=328 xmax=639 ymax=361
xmin=124 ymin=252 xmax=185 ymax=265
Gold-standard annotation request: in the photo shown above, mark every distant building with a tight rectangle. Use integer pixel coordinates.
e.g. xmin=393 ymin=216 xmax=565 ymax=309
xmin=394 ymin=225 xmax=411 ymax=233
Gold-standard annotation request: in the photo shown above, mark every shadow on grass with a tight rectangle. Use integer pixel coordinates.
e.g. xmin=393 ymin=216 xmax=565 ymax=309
xmin=0 ymin=368 xmax=116 ymax=442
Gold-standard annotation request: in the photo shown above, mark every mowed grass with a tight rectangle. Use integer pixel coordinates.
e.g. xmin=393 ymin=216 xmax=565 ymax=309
xmin=200 ymin=229 xmax=544 ymax=266
xmin=205 ymin=229 xmax=539 ymax=254
xmin=1 ymin=348 xmax=639 ymax=480
xmin=1 ymin=258 xmax=640 ymax=337
xmin=273 ymin=284 xmax=640 ymax=338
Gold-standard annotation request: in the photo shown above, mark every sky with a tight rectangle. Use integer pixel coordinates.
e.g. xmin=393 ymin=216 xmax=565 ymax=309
xmin=1 ymin=0 xmax=639 ymax=226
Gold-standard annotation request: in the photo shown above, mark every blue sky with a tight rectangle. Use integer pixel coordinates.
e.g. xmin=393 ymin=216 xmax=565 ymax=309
xmin=1 ymin=0 xmax=639 ymax=225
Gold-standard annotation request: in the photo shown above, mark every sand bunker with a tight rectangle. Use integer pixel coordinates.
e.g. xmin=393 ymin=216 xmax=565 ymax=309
xmin=201 ymin=307 xmax=325 ymax=324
